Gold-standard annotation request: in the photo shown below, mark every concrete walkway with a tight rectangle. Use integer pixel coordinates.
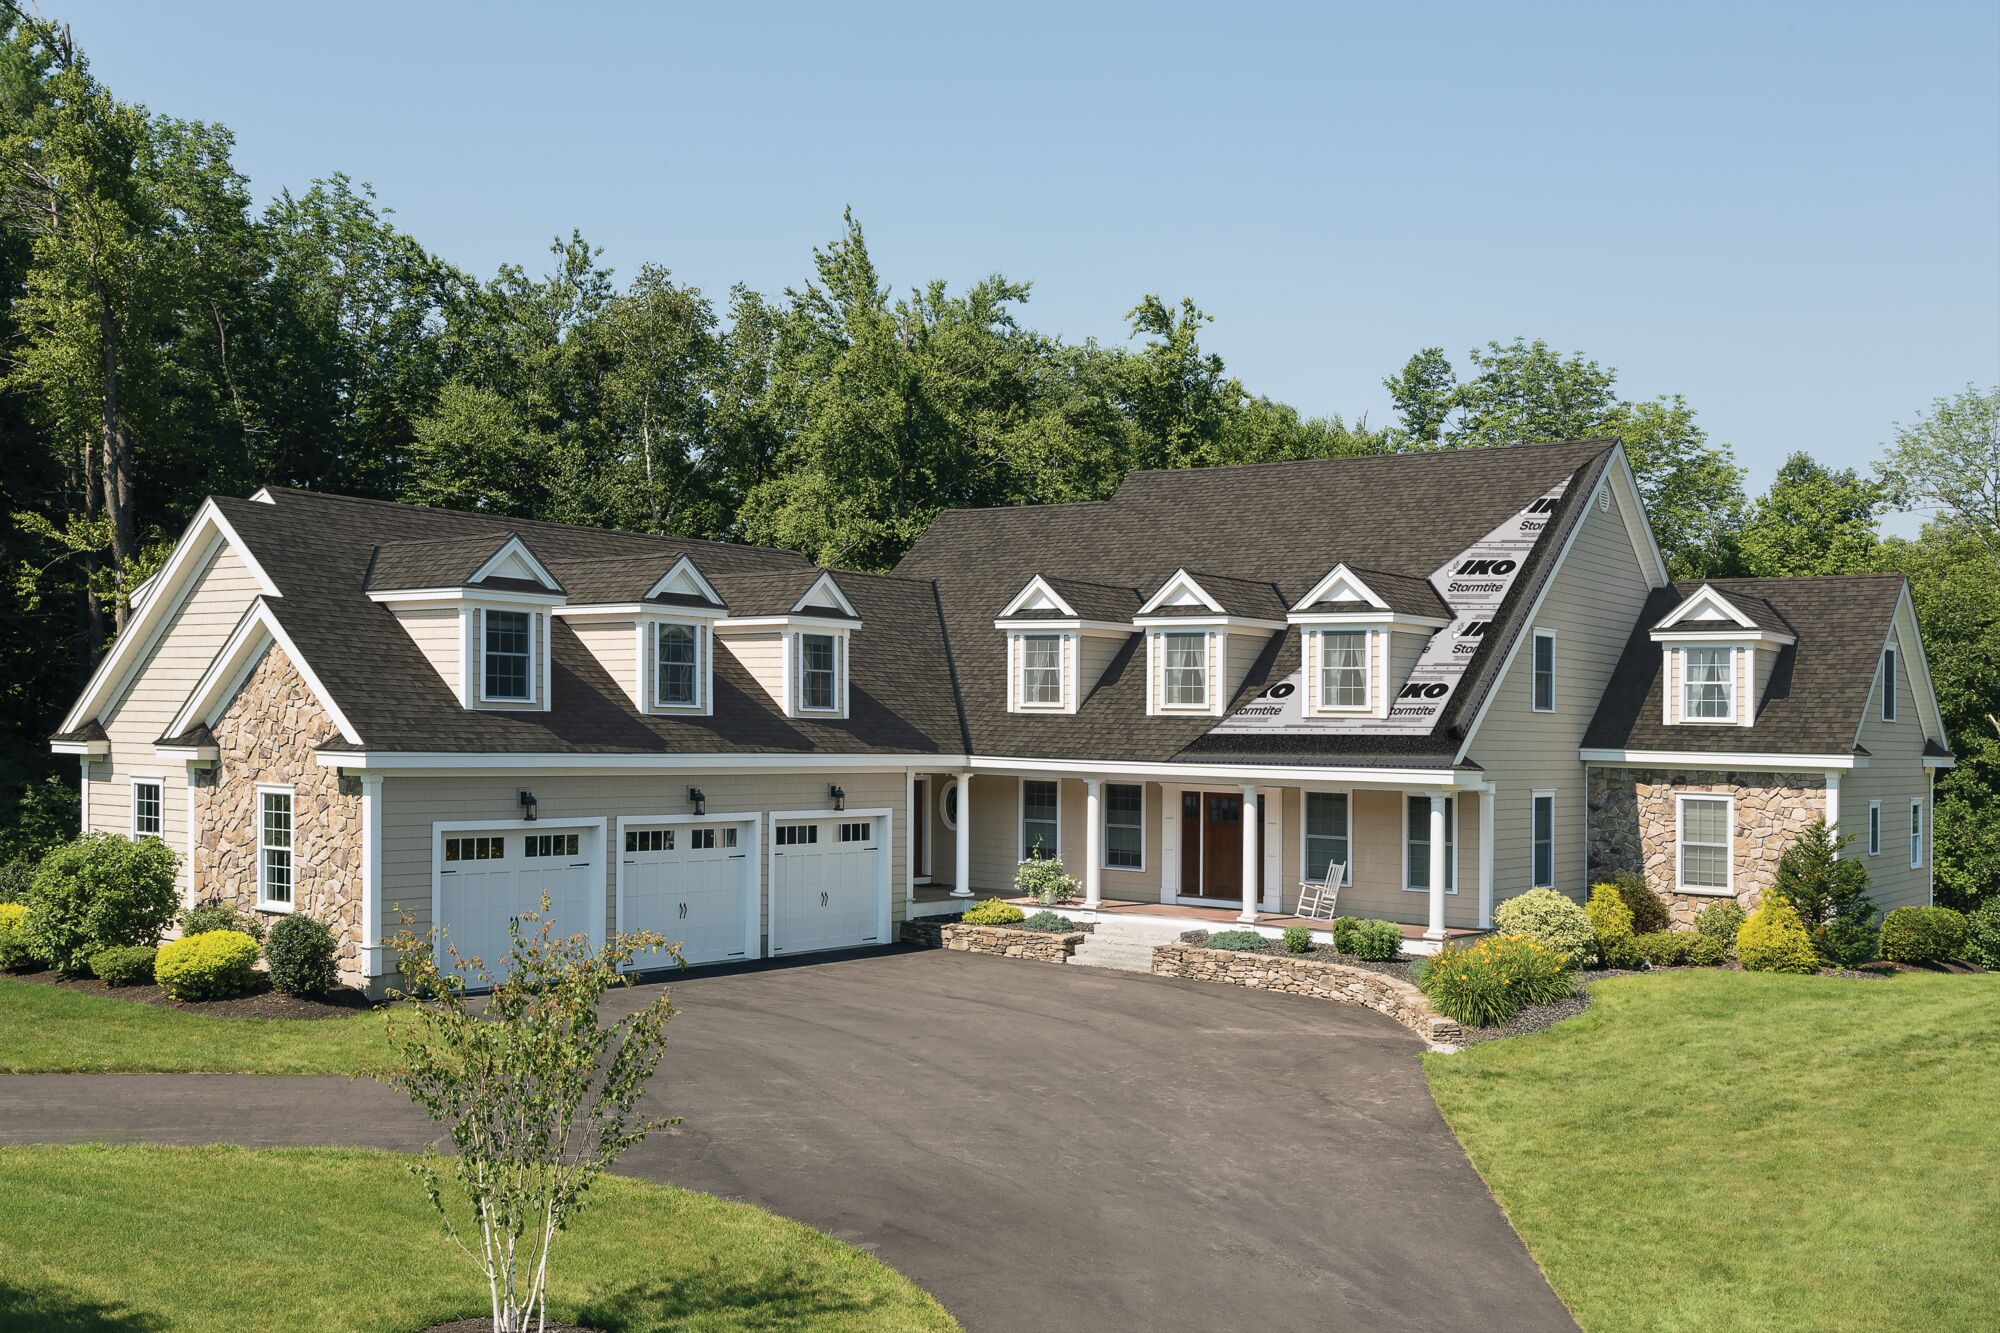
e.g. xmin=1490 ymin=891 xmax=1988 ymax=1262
xmin=0 ymin=948 xmax=1576 ymax=1333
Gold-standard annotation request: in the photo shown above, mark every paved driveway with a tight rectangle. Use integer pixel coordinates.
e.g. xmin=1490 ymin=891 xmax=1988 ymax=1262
xmin=1 ymin=948 xmax=1575 ymax=1333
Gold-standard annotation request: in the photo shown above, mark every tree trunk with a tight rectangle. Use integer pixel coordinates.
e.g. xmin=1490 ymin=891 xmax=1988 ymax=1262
xmin=96 ymin=285 xmax=134 ymax=633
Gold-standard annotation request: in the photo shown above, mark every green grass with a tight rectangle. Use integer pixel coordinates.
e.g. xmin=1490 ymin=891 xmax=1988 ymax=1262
xmin=0 ymin=975 xmax=395 ymax=1074
xmin=1426 ymin=969 xmax=2000 ymax=1333
xmin=0 ymin=1143 xmax=958 ymax=1332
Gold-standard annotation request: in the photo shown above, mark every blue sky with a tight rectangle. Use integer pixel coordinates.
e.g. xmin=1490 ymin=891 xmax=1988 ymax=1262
xmin=62 ymin=1 xmax=2000 ymax=516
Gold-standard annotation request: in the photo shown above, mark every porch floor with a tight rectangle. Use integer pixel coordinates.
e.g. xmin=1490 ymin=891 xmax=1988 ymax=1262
xmin=911 ymin=884 xmax=1484 ymax=941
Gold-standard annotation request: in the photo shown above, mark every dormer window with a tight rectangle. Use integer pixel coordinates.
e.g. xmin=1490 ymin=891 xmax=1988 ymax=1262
xmin=481 ymin=609 xmax=534 ymax=702
xmin=1318 ymin=629 xmax=1369 ymax=710
xmin=1682 ymin=646 xmax=1734 ymax=721
xmin=799 ymin=632 xmax=839 ymax=711
xmin=656 ymin=622 xmax=702 ymax=708
xmin=1162 ymin=631 xmax=1209 ymax=708
xmin=1020 ymin=634 xmax=1064 ymax=706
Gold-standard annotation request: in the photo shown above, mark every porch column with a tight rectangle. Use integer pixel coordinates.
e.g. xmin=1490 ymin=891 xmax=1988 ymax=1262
xmin=1237 ymin=782 xmax=1259 ymax=924
xmin=1425 ymin=791 xmax=1448 ymax=941
xmin=1824 ymin=770 xmax=1842 ymax=858
xmin=1083 ymin=778 xmax=1104 ymax=908
xmin=950 ymin=772 xmax=974 ymax=898
xmin=1478 ymin=785 xmax=1496 ymax=929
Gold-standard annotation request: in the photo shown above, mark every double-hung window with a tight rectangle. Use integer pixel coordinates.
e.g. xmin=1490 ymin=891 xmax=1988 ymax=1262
xmin=1319 ymin=631 xmax=1368 ymax=710
xmin=1881 ymin=647 xmax=1898 ymax=721
xmin=1405 ymin=795 xmax=1455 ymax=892
xmin=131 ymin=779 xmax=163 ymax=839
xmin=482 ymin=609 xmax=533 ymax=701
xmin=1162 ymin=632 xmax=1208 ymax=708
xmin=1531 ymin=791 xmax=1556 ymax=887
xmin=1020 ymin=634 xmax=1063 ymax=707
xmin=1305 ymin=792 xmax=1349 ymax=884
xmin=1910 ymin=800 xmax=1924 ymax=870
xmin=1682 ymin=647 xmax=1733 ymax=721
xmin=1531 ymin=630 xmax=1556 ymax=712
xmin=1103 ymin=782 xmax=1143 ymax=870
xmin=1677 ymin=795 xmax=1731 ymax=892
xmin=656 ymin=623 xmax=699 ymax=707
xmin=800 ymin=633 xmax=837 ymax=711
xmin=1021 ymin=780 xmax=1059 ymax=860
xmin=258 ymin=788 xmax=294 ymax=910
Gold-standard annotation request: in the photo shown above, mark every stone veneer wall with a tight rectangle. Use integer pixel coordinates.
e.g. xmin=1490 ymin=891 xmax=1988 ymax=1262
xmin=930 ymin=921 xmax=1087 ymax=962
xmin=193 ymin=646 xmax=364 ymax=978
xmin=1151 ymin=944 xmax=1464 ymax=1045
xmin=1586 ymin=766 xmax=1826 ymax=928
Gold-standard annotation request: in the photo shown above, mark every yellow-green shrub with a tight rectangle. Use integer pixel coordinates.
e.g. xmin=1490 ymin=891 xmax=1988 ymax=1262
xmin=1736 ymin=895 xmax=1819 ymax=974
xmin=153 ymin=929 xmax=260 ymax=1000
xmin=1586 ymin=883 xmax=1638 ymax=969
xmin=0 ymin=902 xmax=35 ymax=970
xmin=961 ymin=898 xmax=1025 ymax=927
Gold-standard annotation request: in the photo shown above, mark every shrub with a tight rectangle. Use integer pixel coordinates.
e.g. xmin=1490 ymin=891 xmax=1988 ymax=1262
xmin=1769 ymin=820 xmax=1877 ymax=966
xmin=1342 ymin=919 xmax=1404 ymax=962
xmin=1684 ymin=933 xmax=1729 ymax=967
xmin=179 ymin=899 xmax=265 ymax=943
xmin=1631 ymin=931 xmax=1692 ymax=968
xmin=1282 ymin=925 xmax=1312 ymax=955
xmin=1878 ymin=906 xmax=1970 ymax=965
xmin=1018 ymin=910 xmax=1077 ymax=933
xmin=0 ymin=858 xmax=33 ymax=904
xmin=1737 ymin=896 xmax=1819 ymax=974
xmin=1493 ymin=888 xmax=1596 ymax=970
xmin=1014 ymin=856 xmax=1079 ymax=905
xmin=23 ymin=834 xmax=180 ymax=973
xmin=1606 ymin=869 xmax=1670 ymax=936
xmin=265 ymin=914 xmax=340 ymax=996
xmin=1965 ymin=898 xmax=2000 ymax=969
xmin=1586 ymin=883 xmax=1638 ymax=969
xmin=88 ymin=944 xmax=159 ymax=987
xmin=0 ymin=902 xmax=36 ymax=971
xmin=1694 ymin=900 xmax=1745 ymax=957
xmin=1329 ymin=916 xmax=1362 ymax=953
xmin=1818 ymin=917 xmax=1880 ymax=968
xmin=1419 ymin=933 xmax=1574 ymax=1028
xmin=1205 ymin=930 xmax=1269 ymax=952
xmin=961 ymin=898 xmax=1025 ymax=926
xmin=153 ymin=930 xmax=261 ymax=1000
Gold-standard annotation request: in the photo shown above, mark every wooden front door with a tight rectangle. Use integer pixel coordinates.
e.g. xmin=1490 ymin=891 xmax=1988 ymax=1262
xmin=1201 ymin=792 xmax=1244 ymax=897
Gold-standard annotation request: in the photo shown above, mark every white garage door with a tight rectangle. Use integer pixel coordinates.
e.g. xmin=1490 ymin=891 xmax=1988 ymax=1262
xmin=770 ymin=816 xmax=885 ymax=956
xmin=435 ymin=826 xmax=601 ymax=983
xmin=619 ymin=821 xmax=754 ymax=969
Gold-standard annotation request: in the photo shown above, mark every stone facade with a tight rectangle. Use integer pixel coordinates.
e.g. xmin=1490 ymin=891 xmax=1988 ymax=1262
xmin=193 ymin=645 xmax=364 ymax=979
xmin=1586 ymin=766 xmax=1825 ymax=928
xmin=1151 ymin=944 xmax=1464 ymax=1045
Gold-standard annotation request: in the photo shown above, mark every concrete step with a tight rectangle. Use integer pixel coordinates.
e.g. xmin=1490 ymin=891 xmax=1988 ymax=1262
xmin=1066 ymin=936 xmax=1161 ymax=972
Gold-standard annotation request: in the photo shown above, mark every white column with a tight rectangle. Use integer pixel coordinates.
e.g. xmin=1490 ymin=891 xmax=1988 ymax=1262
xmin=360 ymin=774 xmax=384 ymax=977
xmin=1238 ymin=783 xmax=1259 ymax=924
xmin=1425 ymin=792 xmax=1448 ymax=941
xmin=951 ymin=772 xmax=974 ymax=897
xmin=1824 ymin=770 xmax=1842 ymax=858
xmin=1083 ymin=778 xmax=1104 ymax=908
xmin=185 ymin=767 xmax=200 ymax=909
xmin=78 ymin=759 xmax=90 ymax=832
xmin=1478 ymin=785 xmax=1496 ymax=929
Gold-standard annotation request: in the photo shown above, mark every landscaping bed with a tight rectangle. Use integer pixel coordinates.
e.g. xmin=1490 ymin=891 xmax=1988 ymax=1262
xmin=902 ymin=906 xmax=1092 ymax=962
xmin=1152 ymin=939 xmax=1463 ymax=1045
xmin=10 ymin=965 xmax=373 ymax=1019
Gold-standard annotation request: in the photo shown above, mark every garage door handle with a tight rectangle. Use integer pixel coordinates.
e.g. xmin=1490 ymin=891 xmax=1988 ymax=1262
xmin=820 ymin=891 xmax=828 ymax=907
xmin=569 ymin=862 xmax=589 ymax=868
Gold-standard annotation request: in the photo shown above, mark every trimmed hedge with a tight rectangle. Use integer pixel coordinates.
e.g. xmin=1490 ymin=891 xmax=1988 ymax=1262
xmin=88 ymin=944 xmax=159 ymax=987
xmin=1282 ymin=925 xmax=1312 ymax=955
xmin=1878 ymin=906 xmax=1969 ymax=965
xmin=1494 ymin=888 xmax=1596 ymax=970
xmin=1684 ymin=933 xmax=1729 ymax=967
xmin=1419 ymin=933 xmax=1574 ymax=1028
xmin=153 ymin=930 xmax=260 ymax=1001
xmin=1341 ymin=918 xmax=1403 ymax=961
xmin=264 ymin=914 xmax=339 ymax=997
xmin=1632 ymin=931 xmax=1692 ymax=968
xmin=1017 ymin=910 xmax=1077 ymax=933
xmin=0 ymin=902 xmax=36 ymax=971
xmin=1737 ymin=896 xmax=1819 ymax=974
xmin=961 ymin=898 xmax=1025 ymax=927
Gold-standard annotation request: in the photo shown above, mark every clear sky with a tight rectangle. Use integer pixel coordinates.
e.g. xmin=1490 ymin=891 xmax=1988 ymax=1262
xmin=57 ymin=1 xmax=2000 ymax=514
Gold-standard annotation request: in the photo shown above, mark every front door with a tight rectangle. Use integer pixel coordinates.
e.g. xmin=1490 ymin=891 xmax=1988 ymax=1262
xmin=1180 ymin=791 xmax=1266 ymax=902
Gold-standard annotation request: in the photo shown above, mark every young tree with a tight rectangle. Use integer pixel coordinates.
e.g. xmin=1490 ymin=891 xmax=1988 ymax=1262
xmin=1737 ymin=452 xmax=1887 ymax=577
xmin=388 ymin=907 xmax=677 ymax=1333
xmin=1768 ymin=820 xmax=1877 ymax=966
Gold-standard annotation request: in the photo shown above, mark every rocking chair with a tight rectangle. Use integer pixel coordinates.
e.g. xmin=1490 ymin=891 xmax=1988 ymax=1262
xmin=1294 ymin=863 xmax=1345 ymax=921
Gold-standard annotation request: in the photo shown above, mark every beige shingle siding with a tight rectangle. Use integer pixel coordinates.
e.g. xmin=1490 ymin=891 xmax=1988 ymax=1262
xmin=1078 ymin=632 xmax=1125 ymax=701
xmin=717 ymin=629 xmax=785 ymax=710
xmin=1467 ymin=489 xmax=1654 ymax=906
xmin=572 ymin=620 xmax=640 ymax=709
xmin=1842 ymin=619 xmax=1934 ymax=912
xmin=392 ymin=606 xmax=463 ymax=705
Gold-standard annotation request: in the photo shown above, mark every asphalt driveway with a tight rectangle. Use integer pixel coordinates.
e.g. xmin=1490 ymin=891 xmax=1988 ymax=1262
xmin=0 ymin=948 xmax=1575 ymax=1333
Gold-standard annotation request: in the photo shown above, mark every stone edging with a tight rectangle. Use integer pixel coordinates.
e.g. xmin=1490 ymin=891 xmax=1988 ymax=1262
xmin=1151 ymin=944 xmax=1464 ymax=1045
xmin=899 ymin=920 xmax=1087 ymax=963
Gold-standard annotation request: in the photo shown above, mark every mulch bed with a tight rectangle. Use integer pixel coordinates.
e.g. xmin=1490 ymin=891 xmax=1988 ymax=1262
xmin=11 ymin=966 xmax=376 ymax=1019
xmin=1175 ymin=930 xmax=1418 ymax=981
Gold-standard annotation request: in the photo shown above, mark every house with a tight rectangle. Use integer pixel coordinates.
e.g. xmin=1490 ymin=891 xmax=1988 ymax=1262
xmin=49 ymin=439 xmax=1952 ymax=993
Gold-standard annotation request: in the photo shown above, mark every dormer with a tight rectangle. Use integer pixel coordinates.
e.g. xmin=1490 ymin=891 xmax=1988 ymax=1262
xmin=367 ymin=534 xmax=565 ymax=712
xmin=1135 ymin=570 xmax=1287 ymax=717
xmin=1285 ymin=564 xmax=1451 ymax=721
xmin=714 ymin=570 xmax=861 ymax=720
xmin=1648 ymin=584 xmax=1795 ymax=728
xmin=551 ymin=554 xmax=726 ymax=717
xmin=993 ymin=575 xmax=1137 ymax=715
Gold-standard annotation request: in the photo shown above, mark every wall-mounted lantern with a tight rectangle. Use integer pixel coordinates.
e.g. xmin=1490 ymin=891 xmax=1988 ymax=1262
xmin=518 ymin=790 xmax=538 ymax=822
xmin=688 ymin=786 xmax=706 ymax=817
xmin=829 ymin=784 xmax=846 ymax=812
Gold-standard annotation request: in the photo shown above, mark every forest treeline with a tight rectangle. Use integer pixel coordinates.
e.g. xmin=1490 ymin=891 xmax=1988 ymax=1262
xmin=1 ymin=9 xmax=1994 ymax=906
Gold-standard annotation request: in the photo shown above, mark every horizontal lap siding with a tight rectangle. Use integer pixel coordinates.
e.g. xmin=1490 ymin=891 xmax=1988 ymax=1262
xmin=1842 ymin=617 xmax=1934 ymax=912
xmin=393 ymin=606 xmax=462 ymax=704
xmin=571 ymin=620 xmax=640 ymax=709
xmin=718 ymin=630 xmax=785 ymax=708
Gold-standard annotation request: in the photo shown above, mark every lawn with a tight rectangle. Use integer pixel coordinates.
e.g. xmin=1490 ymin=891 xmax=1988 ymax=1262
xmin=0 ymin=975 xmax=395 ymax=1074
xmin=1426 ymin=969 xmax=2000 ymax=1333
xmin=0 ymin=1143 xmax=958 ymax=1332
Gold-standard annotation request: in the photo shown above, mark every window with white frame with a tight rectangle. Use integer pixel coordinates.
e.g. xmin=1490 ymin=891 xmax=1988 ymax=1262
xmin=1162 ymin=632 xmax=1208 ymax=707
xmin=1318 ymin=630 xmax=1369 ymax=710
xmin=1532 ymin=630 xmax=1556 ymax=712
xmin=482 ymin=609 xmax=533 ymax=701
xmin=1677 ymin=795 xmax=1732 ymax=891
xmin=1868 ymin=801 xmax=1881 ymax=856
xmin=1021 ymin=780 xmax=1059 ymax=859
xmin=1910 ymin=800 xmax=1924 ymax=869
xmin=1019 ymin=634 xmax=1063 ymax=707
xmin=799 ymin=633 xmax=838 ymax=711
xmin=1404 ymin=795 xmax=1455 ymax=891
xmin=656 ymin=622 xmax=700 ymax=707
xmin=258 ymin=788 xmax=294 ymax=909
xmin=1103 ymin=782 xmax=1143 ymax=869
xmin=1532 ymin=791 xmax=1556 ymax=887
xmin=1682 ymin=646 xmax=1733 ymax=720
xmin=1881 ymin=647 xmax=1898 ymax=721
xmin=1305 ymin=792 xmax=1349 ymax=884
xmin=131 ymin=778 xmax=162 ymax=839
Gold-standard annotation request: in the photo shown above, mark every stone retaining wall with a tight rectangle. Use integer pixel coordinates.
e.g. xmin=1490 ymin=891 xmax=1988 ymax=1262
xmin=900 ymin=919 xmax=1088 ymax=962
xmin=1152 ymin=944 xmax=1464 ymax=1045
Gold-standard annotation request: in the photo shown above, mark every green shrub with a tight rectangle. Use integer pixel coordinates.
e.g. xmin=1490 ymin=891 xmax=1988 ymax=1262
xmin=1282 ymin=925 xmax=1312 ymax=955
xmin=1965 ymin=898 xmax=2000 ymax=969
xmin=1684 ymin=933 xmax=1729 ymax=967
xmin=1205 ymin=930 xmax=1269 ymax=952
xmin=88 ymin=944 xmax=159 ymax=987
xmin=1631 ymin=931 xmax=1692 ymax=968
xmin=1737 ymin=895 xmax=1820 ymax=974
xmin=1342 ymin=918 xmax=1404 ymax=961
xmin=23 ymin=834 xmax=180 ymax=973
xmin=0 ymin=902 xmax=36 ymax=971
xmin=1586 ymin=883 xmax=1638 ymax=969
xmin=1419 ymin=933 xmax=1574 ymax=1028
xmin=1694 ymin=900 xmax=1745 ymax=956
xmin=1769 ymin=820 xmax=1877 ymax=966
xmin=1878 ymin=906 xmax=1970 ymax=965
xmin=961 ymin=898 xmax=1025 ymax=926
xmin=1493 ymin=888 xmax=1596 ymax=970
xmin=1606 ymin=869 xmax=1670 ymax=935
xmin=1818 ymin=917 xmax=1880 ymax=968
xmin=264 ymin=914 xmax=340 ymax=996
xmin=1018 ymin=910 xmax=1077 ymax=933
xmin=1329 ymin=916 xmax=1362 ymax=953
xmin=179 ymin=899 xmax=265 ymax=943
xmin=1013 ymin=856 xmax=1079 ymax=905
xmin=0 ymin=858 xmax=33 ymax=904
xmin=153 ymin=930 xmax=261 ymax=1000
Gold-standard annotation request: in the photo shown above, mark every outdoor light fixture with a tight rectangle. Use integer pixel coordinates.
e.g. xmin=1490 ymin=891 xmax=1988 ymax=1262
xmin=688 ymin=787 xmax=706 ymax=816
xmin=829 ymin=784 xmax=846 ymax=812
xmin=518 ymin=790 xmax=538 ymax=821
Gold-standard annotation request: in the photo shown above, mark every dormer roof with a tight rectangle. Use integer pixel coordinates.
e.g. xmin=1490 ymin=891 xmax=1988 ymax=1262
xmin=711 ymin=569 xmax=859 ymax=622
xmin=996 ymin=575 xmax=1141 ymax=625
xmin=1138 ymin=569 xmax=1288 ymax=624
xmin=367 ymin=533 xmax=564 ymax=596
xmin=1291 ymin=564 xmax=1450 ymax=622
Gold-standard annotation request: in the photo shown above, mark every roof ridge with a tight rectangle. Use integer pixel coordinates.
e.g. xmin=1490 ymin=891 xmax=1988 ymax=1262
xmin=1116 ymin=436 xmax=1616 ymax=482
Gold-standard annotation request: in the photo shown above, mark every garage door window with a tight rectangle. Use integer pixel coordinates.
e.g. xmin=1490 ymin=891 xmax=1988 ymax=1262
xmin=525 ymin=833 xmax=579 ymax=858
xmin=840 ymin=821 xmax=873 ymax=842
xmin=446 ymin=835 xmax=505 ymax=861
xmin=688 ymin=828 xmax=717 ymax=849
xmin=776 ymin=824 xmax=818 ymax=846
xmin=626 ymin=829 xmax=672 ymax=852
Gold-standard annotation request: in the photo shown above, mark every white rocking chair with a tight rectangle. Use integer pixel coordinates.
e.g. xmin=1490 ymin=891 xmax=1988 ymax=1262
xmin=1294 ymin=864 xmax=1345 ymax=921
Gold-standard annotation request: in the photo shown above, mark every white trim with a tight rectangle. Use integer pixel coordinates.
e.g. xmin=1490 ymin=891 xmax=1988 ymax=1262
xmin=1648 ymin=628 xmax=1795 ymax=646
xmin=1909 ymin=798 xmax=1924 ymax=870
xmin=1292 ymin=562 xmax=1390 ymax=613
xmin=645 ymin=555 xmax=723 ymax=606
xmin=1581 ymin=748 xmax=1862 ymax=770
xmin=1530 ymin=629 xmax=1557 ymax=713
xmin=1657 ymin=583 xmax=1758 ymax=630
xmin=1677 ymin=644 xmax=1738 ymax=723
xmin=765 ymin=806 xmax=892 ymax=957
xmin=470 ymin=535 xmax=563 ymax=593
xmin=1287 ymin=610 xmax=1450 ymax=629
xmin=554 ymin=601 xmax=727 ymax=621
xmin=184 ymin=774 xmax=199 ymax=907
xmin=1867 ymin=799 xmax=1881 ymax=857
xmin=1100 ymin=779 xmax=1146 ymax=873
xmin=1018 ymin=776 xmax=1062 ymax=861
xmin=173 ymin=602 xmax=364 ymax=747
xmin=1673 ymin=791 xmax=1735 ymax=896
xmin=359 ymin=775 xmax=384 ymax=977
xmin=255 ymin=783 xmax=297 ymax=913
xmin=713 ymin=613 xmax=865 ymax=631
xmin=973 ymin=754 xmax=1474 ymax=787
xmin=999 ymin=574 xmax=1078 ymax=620
xmin=319 ymin=749 xmax=950 ymax=773
xmin=792 ymin=571 xmax=859 ymax=619
xmin=153 ymin=743 xmax=219 ymax=763
xmin=650 ymin=619 xmax=710 ymax=714
xmin=792 ymin=628 xmax=847 ymax=717
xmin=50 ymin=739 xmax=108 ymax=757
xmin=1311 ymin=627 xmax=1374 ymax=714
xmin=369 ymin=586 xmax=568 ymax=607
xmin=1400 ymin=792 xmax=1459 ymax=893
xmin=1529 ymin=788 xmax=1557 ymax=888
xmin=129 ymin=774 xmax=165 ymax=840
xmin=1153 ymin=627 xmax=1213 ymax=713
xmin=1879 ymin=645 xmax=1899 ymax=723
xmin=1139 ymin=568 xmax=1225 ymax=616
xmin=614 ymin=811 xmax=763 ymax=968
xmin=1477 ymin=784 xmax=1496 ymax=928
xmin=939 ymin=776 xmax=961 ymax=831
xmin=78 ymin=759 xmax=89 ymax=832
xmin=1010 ymin=630 xmax=1073 ymax=713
